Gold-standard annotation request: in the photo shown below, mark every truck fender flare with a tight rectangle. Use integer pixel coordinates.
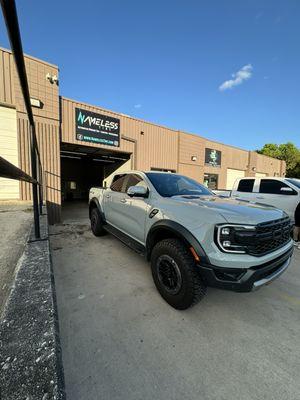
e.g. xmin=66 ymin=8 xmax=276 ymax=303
xmin=89 ymin=197 xmax=106 ymax=223
xmin=146 ymin=220 xmax=209 ymax=263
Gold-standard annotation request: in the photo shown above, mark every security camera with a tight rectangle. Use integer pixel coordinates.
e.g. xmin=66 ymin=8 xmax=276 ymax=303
xmin=46 ymin=73 xmax=59 ymax=85
xmin=52 ymin=75 xmax=58 ymax=84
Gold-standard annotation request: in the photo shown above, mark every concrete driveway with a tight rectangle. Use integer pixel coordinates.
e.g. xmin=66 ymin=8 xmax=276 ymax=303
xmin=50 ymin=203 xmax=300 ymax=400
xmin=0 ymin=203 xmax=32 ymax=313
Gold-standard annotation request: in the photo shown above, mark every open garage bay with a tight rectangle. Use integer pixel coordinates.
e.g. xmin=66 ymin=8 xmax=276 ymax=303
xmin=50 ymin=205 xmax=300 ymax=400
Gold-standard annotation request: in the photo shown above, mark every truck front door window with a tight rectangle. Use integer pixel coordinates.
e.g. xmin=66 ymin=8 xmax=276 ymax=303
xmin=124 ymin=174 xmax=148 ymax=192
xmin=111 ymin=174 xmax=127 ymax=192
xmin=119 ymin=174 xmax=149 ymax=242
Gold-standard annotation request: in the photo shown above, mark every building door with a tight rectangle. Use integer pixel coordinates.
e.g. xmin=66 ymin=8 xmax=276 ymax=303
xmin=0 ymin=106 xmax=20 ymax=200
xmin=204 ymin=174 xmax=218 ymax=190
xmin=226 ymin=168 xmax=245 ymax=190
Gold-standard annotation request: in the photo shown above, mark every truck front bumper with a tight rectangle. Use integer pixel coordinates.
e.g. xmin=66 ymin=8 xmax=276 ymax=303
xmin=199 ymin=247 xmax=293 ymax=292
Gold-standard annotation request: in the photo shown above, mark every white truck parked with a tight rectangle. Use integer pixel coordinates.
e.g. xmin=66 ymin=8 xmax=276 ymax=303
xmin=230 ymin=177 xmax=300 ymax=222
xmin=89 ymin=171 xmax=293 ymax=309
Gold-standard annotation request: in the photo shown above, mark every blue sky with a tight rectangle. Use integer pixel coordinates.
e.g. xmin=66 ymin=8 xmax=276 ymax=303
xmin=0 ymin=0 xmax=299 ymax=150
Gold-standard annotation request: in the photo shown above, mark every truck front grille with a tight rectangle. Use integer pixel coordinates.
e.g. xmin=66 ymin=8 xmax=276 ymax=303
xmin=236 ymin=217 xmax=292 ymax=256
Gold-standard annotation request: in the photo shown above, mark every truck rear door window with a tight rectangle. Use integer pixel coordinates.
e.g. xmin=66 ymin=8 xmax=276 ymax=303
xmin=237 ymin=179 xmax=255 ymax=192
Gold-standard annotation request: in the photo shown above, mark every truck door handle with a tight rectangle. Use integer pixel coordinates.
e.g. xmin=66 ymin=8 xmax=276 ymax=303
xmin=256 ymin=196 xmax=264 ymax=199
xmin=105 ymin=194 xmax=111 ymax=198
xmin=120 ymin=198 xmax=127 ymax=203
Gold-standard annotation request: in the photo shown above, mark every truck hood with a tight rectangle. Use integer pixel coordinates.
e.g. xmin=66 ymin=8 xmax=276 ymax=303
xmin=171 ymin=195 xmax=286 ymax=225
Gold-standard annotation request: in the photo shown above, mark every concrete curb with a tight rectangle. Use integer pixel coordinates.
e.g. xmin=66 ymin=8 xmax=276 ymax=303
xmin=0 ymin=209 xmax=66 ymax=399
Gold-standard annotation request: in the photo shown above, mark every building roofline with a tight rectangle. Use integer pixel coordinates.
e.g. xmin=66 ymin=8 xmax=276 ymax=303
xmin=0 ymin=48 xmax=283 ymax=161
xmin=61 ymin=95 xmax=255 ymax=154
xmin=256 ymin=152 xmax=283 ymax=163
xmin=60 ymin=96 xmax=179 ymax=133
xmin=179 ymin=130 xmax=250 ymax=153
xmin=0 ymin=46 xmax=59 ymax=69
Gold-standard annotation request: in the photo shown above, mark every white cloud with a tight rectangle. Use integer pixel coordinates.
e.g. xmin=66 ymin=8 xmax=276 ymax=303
xmin=255 ymin=11 xmax=263 ymax=20
xmin=134 ymin=104 xmax=142 ymax=108
xmin=219 ymin=64 xmax=253 ymax=91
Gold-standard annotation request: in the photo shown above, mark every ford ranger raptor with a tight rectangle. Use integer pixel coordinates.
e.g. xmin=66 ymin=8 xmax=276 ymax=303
xmin=89 ymin=171 xmax=293 ymax=309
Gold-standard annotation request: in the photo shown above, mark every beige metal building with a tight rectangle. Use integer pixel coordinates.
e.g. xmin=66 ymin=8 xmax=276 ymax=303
xmin=0 ymin=47 xmax=286 ymax=223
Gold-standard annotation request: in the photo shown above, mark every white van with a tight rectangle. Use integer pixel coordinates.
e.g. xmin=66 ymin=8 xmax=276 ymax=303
xmin=231 ymin=177 xmax=300 ymax=221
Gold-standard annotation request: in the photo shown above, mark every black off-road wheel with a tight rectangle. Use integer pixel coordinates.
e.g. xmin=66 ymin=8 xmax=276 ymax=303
xmin=151 ymin=238 xmax=207 ymax=310
xmin=90 ymin=208 xmax=106 ymax=237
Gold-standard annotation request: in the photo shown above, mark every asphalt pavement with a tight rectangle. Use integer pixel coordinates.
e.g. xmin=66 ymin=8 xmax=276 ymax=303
xmin=50 ymin=202 xmax=300 ymax=400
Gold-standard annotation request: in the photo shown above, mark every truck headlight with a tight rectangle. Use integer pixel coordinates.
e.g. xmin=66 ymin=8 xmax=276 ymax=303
xmin=215 ymin=224 xmax=256 ymax=254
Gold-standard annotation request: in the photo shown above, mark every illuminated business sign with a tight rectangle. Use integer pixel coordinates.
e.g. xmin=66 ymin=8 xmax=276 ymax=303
xmin=205 ymin=148 xmax=222 ymax=167
xmin=75 ymin=108 xmax=120 ymax=147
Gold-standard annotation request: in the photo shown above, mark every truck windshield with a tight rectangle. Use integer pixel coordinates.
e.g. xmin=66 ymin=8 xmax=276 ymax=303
xmin=285 ymin=178 xmax=300 ymax=189
xmin=146 ymin=173 xmax=213 ymax=197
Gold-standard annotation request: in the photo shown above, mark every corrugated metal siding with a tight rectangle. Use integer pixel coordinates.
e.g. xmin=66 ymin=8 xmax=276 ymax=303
xmin=61 ymin=97 xmax=178 ymax=171
xmin=0 ymin=47 xmax=287 ymax=221
xmin=204 ymin=139 xmax=249 ymax=170
xmin=179 ymin=131 xmax=205 ymax=166
xmin=255 ymin=153 xmax=282 ymax=176
xmin=178 ymin=163 xmax=204 ymax=183
xmin=0 ymin=49 xmax=14 ymax=105
xmin=18 ymin=115 xmax=61 ymax=223
xmin=204 ymin=139 xmax=249 ymax=189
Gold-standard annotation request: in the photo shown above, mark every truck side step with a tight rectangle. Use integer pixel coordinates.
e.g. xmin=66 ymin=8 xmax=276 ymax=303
xmin=104 ymin=223 xmax=146 ymax=256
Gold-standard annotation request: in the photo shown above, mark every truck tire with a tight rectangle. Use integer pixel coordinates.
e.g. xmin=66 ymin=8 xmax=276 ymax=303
xmin=150 ymin=238 xmax=207 ymax=309
xmin=90 ymin=208 xmax=106 ymax=237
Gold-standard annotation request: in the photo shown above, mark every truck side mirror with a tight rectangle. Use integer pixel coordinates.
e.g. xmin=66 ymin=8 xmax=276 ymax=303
xmin=127 ymin=186 xmax=149 ymax=198
xmin=280 ymin=186 xmax=295 ymax=194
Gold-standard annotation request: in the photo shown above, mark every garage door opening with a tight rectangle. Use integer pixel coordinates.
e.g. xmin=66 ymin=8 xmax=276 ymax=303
xmin=226 ymin=168 xmax=245 ymax=190
xmin=60 ymin=143 xmax=131 ymax=220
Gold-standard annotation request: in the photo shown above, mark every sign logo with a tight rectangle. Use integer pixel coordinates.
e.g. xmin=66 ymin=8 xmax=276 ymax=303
xmin=205 ymin=148 xmax=222 ymax=167
xmin=75 ymin=107 xmax=120 ymax=147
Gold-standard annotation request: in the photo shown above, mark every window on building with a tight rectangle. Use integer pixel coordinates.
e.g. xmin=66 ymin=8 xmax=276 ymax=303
xmin=204 ymin=174 xmax=218 ymax=190
xmin=69 ymin=181 xmax=76 ymax=190
xmin=151 ymin=167 xmax=176 ymax=173
xmin=237 ymin=179 xmax=255 ymax=192
xmin=110 ymin=174 xmax=127 ymax=192
xmin=259 ymin=179 xmax=297 ymax=195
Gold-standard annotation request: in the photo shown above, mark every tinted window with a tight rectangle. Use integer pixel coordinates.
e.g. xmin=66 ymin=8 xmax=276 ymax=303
xmin=285 ymin=178 xmax=300 ymax=189
xmin=111 ymin=174 xmax=126 ymax=192
xmin=237 ymin=179 xmax=255 ymax=192
xmin=124 ymin=174 xmax=147 ymax=192
xmin=259 ymin=179 xmax=296 ymax=195
xmin=146 ymin=173 xmax=212 ymax=197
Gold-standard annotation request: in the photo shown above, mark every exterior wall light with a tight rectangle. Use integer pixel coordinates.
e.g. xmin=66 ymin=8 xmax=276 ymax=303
xmin=252 ymin=167 xmax=256 ymax=171
xmin=191 ymin=156 xmax=197 ymax=161
xmin=30 ymin=98 xmax=43 ymax=108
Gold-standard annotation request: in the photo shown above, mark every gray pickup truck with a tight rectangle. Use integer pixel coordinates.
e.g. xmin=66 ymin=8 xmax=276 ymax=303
xmin=89 ymin=171 xmax=293 ymax=309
